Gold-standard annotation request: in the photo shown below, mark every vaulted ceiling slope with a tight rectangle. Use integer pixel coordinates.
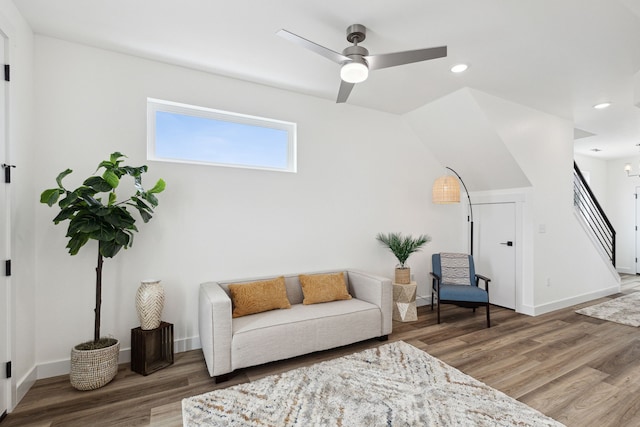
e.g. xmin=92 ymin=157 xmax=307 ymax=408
xmin=11 ymin=0 xmax=640 ymax=159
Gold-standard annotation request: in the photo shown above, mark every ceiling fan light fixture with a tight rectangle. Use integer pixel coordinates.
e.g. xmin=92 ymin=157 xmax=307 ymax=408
xmin=340 ymin=61 xmax=368 ymax=83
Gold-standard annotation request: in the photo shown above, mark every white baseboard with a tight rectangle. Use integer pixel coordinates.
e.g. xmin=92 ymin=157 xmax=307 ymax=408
xmin=15 ymin=366 xmax=37 ymax=410
xmin=418 ymin=287 xmax=620 ymax=317
xmin=36 ymin=336 xmax=202 ymax=380
xmin=528 ymin=285 xmax=620 ymax=316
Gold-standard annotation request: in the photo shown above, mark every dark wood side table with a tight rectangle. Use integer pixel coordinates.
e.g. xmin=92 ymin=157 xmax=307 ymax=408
xmin=131 ymin=321 xmax=174 ymax=375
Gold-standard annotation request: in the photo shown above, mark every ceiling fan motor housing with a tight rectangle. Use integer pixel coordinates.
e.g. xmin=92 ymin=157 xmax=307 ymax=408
xmin=342 ymin=45 xmax=369 ymax=66
xmin=346 ymin=24 xmax=367 ymax=44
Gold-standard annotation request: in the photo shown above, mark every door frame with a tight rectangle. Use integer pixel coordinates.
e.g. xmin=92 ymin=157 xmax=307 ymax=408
xmin=469 ymin=189 xmax=527 ymax=314
xmin=0 ymin=16 xmax=12 ymax=415
xmin=636 ymin=186 xmax=640 ymax=274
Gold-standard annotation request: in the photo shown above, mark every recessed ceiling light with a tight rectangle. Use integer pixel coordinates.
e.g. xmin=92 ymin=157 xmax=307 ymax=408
xmin=593 ymin=102 xmax=611 ymax=109
xmin=450 ymin=64 xmax=468 ymax=73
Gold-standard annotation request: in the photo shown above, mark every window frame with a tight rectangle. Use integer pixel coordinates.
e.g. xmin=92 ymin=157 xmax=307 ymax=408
xmin=147 ymin=98 xmax=297 ymax=173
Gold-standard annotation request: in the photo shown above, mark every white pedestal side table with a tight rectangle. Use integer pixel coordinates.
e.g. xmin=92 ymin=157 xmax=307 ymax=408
xmin=392 ymin=281 xmax=417 ymax=322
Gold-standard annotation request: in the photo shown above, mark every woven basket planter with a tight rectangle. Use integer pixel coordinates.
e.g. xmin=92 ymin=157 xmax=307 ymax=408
xmin=395 ymin=268 xmax=411 ymax=284
xmin=70 ymin=339 xmax=120 ymax=391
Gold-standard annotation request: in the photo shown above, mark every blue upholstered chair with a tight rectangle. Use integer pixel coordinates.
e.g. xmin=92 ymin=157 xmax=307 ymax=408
xmin=430 ymin=253 xmax=491 ymax=328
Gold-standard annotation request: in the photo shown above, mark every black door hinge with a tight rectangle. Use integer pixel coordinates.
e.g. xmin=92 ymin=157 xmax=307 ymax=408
xmin=2 ymin=163 xmax=16 ymax=183
xmin=3 ymin=64 xmax=8 ymax=82
xmin=5 ymin=361 xmax=11 ymax=379
xmin=5 ymin=260 xmax=10 ymax=277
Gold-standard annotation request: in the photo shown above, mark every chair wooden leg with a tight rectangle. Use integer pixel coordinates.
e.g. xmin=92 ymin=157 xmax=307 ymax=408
xmin=437 ymin=299 xmax=441 ymax=324
xmin=431 ymin=291 xmax=434 ymax=310
xmin=486 ymin=303 xmax=491 ymax=328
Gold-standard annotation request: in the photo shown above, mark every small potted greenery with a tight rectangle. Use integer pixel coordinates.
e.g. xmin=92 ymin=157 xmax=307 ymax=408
xmin=376 ymin=232 xmax=431 ymax=284
xmin=40 ymin=152 xmax=165 ymax=390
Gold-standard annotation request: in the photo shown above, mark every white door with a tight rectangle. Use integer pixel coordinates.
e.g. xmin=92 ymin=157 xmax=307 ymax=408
xmin=636 ymin=187 xmax=640 ymax=274
xmin=0 ymin=32 xmax=9 ymax=419
xmin=473 ymin=202 xmax=516 ymax=309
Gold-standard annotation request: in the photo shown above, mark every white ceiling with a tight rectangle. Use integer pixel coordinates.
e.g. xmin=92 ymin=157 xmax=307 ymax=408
xmin=12 ymin=0 xmax=640 ymax=159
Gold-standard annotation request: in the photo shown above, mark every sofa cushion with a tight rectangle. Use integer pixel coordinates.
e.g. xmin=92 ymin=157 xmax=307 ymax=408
xmin=231 ymin=299 xmax=381 ymax=370
xmin=228 ymin=276 xmax=291 ymax=318
xmin=299 ymin=272 xmax=352 ymax=305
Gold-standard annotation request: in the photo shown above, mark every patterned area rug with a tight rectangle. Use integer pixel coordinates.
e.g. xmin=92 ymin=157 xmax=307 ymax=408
xmin=576 ymin=292 xmax=640 ymax=327
xmin=182 ymin=341 xmax=563 ymax=426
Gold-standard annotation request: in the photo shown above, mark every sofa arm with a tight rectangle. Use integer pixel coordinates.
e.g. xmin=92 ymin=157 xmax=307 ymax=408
xmin=199 ymin=282 xmax=233 ymax=377
xmin=347 ymin=270 xmax=393 ymax=336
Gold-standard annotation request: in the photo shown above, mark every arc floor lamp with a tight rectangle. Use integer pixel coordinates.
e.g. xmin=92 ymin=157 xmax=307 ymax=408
xmin=432 ymin=166 xmax=474 ymax=256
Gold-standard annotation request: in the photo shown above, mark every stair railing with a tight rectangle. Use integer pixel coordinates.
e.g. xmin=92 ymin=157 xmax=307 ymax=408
xmin=573 ymin=162 xmax=615 ymax=266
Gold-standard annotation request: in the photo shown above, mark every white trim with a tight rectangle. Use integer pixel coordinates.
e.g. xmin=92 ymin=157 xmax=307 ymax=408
xmin=35 ymin=336 xmax=202 ymax=380
xmin=15 ymin=366 xmax=36 ymax=405
xmin=527 ymin=285 xmax=619 ymax=316
xmin=470 ymin=189 xmax=529 ymax=314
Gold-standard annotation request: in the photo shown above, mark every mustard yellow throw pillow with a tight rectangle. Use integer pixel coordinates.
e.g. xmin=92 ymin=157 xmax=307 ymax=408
xmin=228 ymin=276 xmax=291 ymax=318
xmin=299 ymin=272 xmax=352 ymax=305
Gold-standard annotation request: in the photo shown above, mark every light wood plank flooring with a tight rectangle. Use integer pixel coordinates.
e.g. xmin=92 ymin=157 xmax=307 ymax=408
xmin=4 ymin=291 xmax=640 ymax=426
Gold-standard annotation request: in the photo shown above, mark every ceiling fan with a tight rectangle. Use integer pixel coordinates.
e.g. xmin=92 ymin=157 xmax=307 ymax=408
xmin=277 ymin=24 xmax=447 ymax=103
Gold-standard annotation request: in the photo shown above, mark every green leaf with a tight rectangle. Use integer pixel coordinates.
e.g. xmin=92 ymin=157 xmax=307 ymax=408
xmin=102 ymin=170 xmax=120 ymax=189
xmin=52 ymin=207 xmax=77 ymax=223
xmin=67 ymin=215 xmax=101 ymax=235
xmin=40 ymin=188 xmax=63 ymax=206
xmin=141 ymin=192 xmax=158 ymax=207
xmin=130 ymin=197 xmax=153 ymax=212
xmin=83 ymin=176 xmax=113 ymax=192
xmin=99 ymin=240 xmax=123 ymax=258
xmin=104 ymin=207 xmax=136 ymax=228
xmin=148 ymin=179 xmax=166 ymax=194
xmin=58 ymin=190 xmax=80 ymax=209
xmin=97 ymin=160 xmax=114 ymax=170
xmin=89 ymin=223 xmax=117 ymax=241
xmin=110 ymin=152 xmax=126 ymax=164
xmin=55 ymin=169 xmax=73 ymax=188
xmin=108 ymin=192 xmax=117 ymax=206
xmin=115 ymin=229 xmax=130 ymax=246
xmin=66 ymin=233 xmax=90 ymax=256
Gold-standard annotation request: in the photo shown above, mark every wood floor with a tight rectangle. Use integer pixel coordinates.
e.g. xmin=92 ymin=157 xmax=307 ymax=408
xmin=5 ymin=288 xmax=640 ymax=426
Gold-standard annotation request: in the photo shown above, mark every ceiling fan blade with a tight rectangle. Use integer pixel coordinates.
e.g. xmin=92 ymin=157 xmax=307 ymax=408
xmin=277 ymin=29 xmax=350 ymax=64
xmin=366 ymin=46 xmax=447 ymax=70
xmin=336 ymin=80 xmax=355 ymax=103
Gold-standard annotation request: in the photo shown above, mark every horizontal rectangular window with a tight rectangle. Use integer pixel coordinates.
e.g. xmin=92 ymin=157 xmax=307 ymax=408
xmin=147 ymin=98 xmax=296 ymax=173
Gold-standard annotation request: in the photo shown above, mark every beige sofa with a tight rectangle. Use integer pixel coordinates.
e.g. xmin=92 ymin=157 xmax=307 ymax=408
xmin=199 ymin=269 xmax=393 ymax=381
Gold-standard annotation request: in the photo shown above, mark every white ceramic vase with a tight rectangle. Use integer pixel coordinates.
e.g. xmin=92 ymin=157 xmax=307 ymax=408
xmin=135 ymin=279 xmax=165 ymax=330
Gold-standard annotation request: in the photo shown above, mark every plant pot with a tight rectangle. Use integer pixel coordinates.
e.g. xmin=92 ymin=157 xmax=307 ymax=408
xmin=395 ymin=267 xmax=411 ymax=284
xmin=136 ymin=279 xmax=165 ymax=330
xmin=70 ymin=339 xmax=120 ymax=391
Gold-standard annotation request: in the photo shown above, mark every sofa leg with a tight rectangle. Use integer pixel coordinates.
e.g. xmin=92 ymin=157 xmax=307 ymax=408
xmin=214 ymin=371 xmax=236 ymax=384
xmin=377 ymin=335 xmax=389 ymax=342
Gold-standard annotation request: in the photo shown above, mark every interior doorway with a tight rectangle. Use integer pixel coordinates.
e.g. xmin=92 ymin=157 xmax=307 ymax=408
xmin=473 ymin=202 xmax=517 ymax=309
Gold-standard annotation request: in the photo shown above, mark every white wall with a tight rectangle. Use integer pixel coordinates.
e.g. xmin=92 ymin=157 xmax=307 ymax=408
xmin=403 ymin=87 xmax=618 ymax=315
xmin=0 ymin=0 xmax=36 ymax=409
xmin=32 ymin=36 xmax=461 ymax=372
xmin=474 ymin=90 xmax=619 ymax=312
xmin=574 ymin=153 xmax=608 ymax=205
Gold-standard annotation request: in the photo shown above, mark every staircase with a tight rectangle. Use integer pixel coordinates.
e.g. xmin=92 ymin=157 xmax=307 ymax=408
xmin=573 ymin=162 xmax=615 ymax=266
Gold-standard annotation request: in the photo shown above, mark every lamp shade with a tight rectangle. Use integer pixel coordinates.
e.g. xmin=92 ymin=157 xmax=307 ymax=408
xmin=432 ymin=175 xmax=460 ymax=204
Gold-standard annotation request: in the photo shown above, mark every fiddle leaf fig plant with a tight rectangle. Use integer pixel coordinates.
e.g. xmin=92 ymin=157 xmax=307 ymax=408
xmin=40 ymin=152 xmax=165 ymax=343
